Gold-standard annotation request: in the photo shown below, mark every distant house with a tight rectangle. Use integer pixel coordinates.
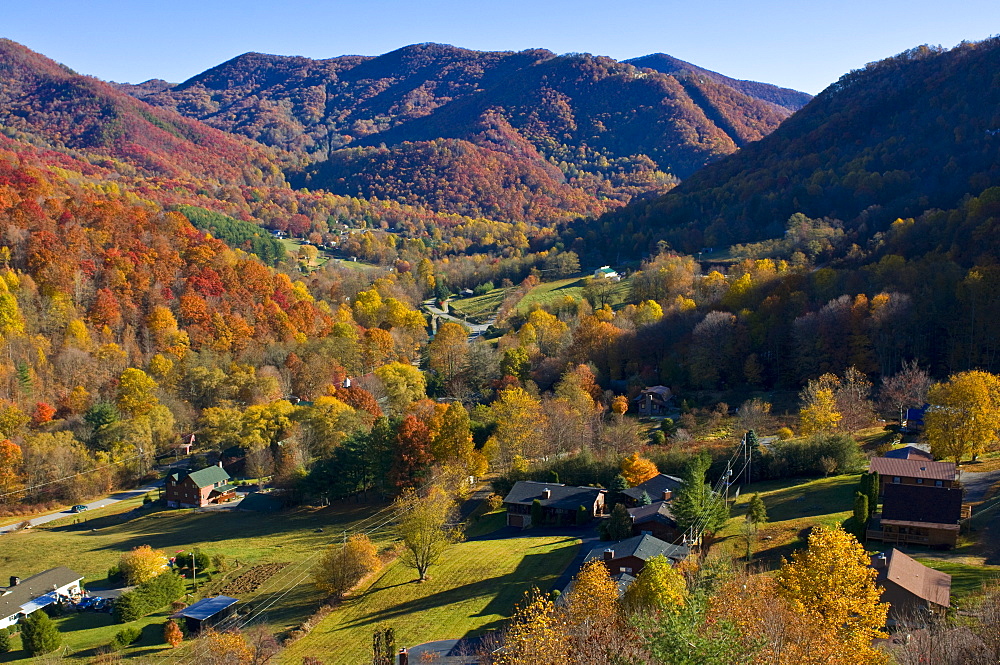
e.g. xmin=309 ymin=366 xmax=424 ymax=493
xmin=632 ymin=386 xmax=673 ymax=417
xmin=868 ymin=457 xmax=959 ymax=494
xmin=867 ymin=484 xmax=966 ymax=548
xmin=171 ymin=595 xmax=239 ymax=634
xmin=175 ymin=433 xmax=195 ymax=456
xmin=502 ymin=481 xmax=606 ymax=528
xmin=881 ymin=445 xmax=934 ymax=462
xmin=165 ymin=463 xmax=237 ymax=509
xmin=902 ymin=406 xmax=927 ymax=433
xmin=0 ymin=567 xmax=83 ymax=629
xmin=627 ymin=501 xmax=682 ymax=543
xmin=593 ymin=266 xmax=621 ymax=281
xmin=871 ymin=549 xmax=951 ymax=623
xmin=584 ymin=533 xmax=690 ymax=578
xmin=621 ymin=473 xmax=684 ymax=507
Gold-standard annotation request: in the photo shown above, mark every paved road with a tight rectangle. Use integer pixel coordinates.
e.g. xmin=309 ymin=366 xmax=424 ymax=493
xmin=0 ymin=481 xmax=163 ymax=534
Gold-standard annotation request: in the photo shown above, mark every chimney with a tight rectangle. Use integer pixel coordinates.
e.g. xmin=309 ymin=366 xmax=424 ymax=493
xmin=217 ymin=461 xmax=223 ymax=468
xmin=9 ymin=576 xmax=19 ymax=587
xmin=603 ymin=549 xmax=615 ymax=563
xmin=541 ymin=488 xmax=551 ymax=500
xmin=662 ymin=490 xmax=672 ymax=501
xmin=874 ymin=553 xmax=888 ymax=568
xmin=397 ymin=648 xmax=409 ymax=665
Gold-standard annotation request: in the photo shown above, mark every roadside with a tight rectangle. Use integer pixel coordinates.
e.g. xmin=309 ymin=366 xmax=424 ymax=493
xmin=0 ymin=482 xmax=163 ymax=534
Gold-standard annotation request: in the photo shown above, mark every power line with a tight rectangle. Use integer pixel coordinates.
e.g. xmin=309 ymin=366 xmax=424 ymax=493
xmin=0 ymin=452 xmax=146 ymax=499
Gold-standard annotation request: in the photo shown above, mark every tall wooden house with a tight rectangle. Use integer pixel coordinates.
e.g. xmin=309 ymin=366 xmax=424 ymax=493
xmin=165 ymin=463 xmax=237 ymax=509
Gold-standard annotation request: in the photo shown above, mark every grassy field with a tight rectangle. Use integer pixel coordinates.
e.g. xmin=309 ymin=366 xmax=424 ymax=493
xmin=448 ymin=289 xmax=510 ymax=319
xmin=280 ymin=532 xmax=579 ymax=665
xmin=0 ymin=497 xmax=395 ymax=661
xmin=450 ymin=274 xmax=633 ymax=321
xmin=715 ymin=474 xmax=860 ymax=565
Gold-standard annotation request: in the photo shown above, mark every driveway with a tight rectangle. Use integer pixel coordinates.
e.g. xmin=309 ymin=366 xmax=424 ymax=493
xmin=423 ymin=299 xmax=494 ymax=340
xmin=960 ymin=466 xmax=1000 ymax=503
xmin=0 ymin=481 xmax=162 ymax=534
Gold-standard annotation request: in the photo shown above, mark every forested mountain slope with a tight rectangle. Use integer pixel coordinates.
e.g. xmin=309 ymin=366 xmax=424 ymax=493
xmin=122 ymin=43 xmax=800 ymax=223
xmin=572 ymin=39 xmax=1000 ymax=260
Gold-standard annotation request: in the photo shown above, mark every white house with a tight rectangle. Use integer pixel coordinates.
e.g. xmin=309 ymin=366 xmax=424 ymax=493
xmin=0 ymin=567 xmax=84 ymax=629
xmin=593 ymin=266 xmax=621 ymax=282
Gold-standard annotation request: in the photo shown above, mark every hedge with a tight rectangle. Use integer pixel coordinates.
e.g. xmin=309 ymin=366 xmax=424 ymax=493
xmin=113 ymin=572 xmax=185 ymax=623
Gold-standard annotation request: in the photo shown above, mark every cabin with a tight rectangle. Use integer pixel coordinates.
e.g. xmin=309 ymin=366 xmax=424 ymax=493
xmin=632 ymin=386 xmax=673 ymax=417
xmin=584 ymin=533 xmax=690 ymax=578
xmin=503 ymin=481 xmax=606 ymax=528
xmin=867 ymin=484 xmax=965 ymax=548
xmin=871 ymin=549 xmax=951 ymax=624
xmin=868 ymin=457 xmax=959 ymax=494
xmin=627 ymin=501 xmax=682 ymax=543
xmin=172 ymin=596 xmax=239 ymax=634
xmin=0 ymin=567 xmax=83 ymax=629
xmin=620 ymin=473 xmax=684 ymax=508
xmin=165 ymin=463 xmax=237 ymax=509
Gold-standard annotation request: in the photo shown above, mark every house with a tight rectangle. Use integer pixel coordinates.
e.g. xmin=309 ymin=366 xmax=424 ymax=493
xmin=502 ymin=481 xmax=606 ymax=528
xmin=632 ymin=386 xmax=673 ymax=417
xmin=0 ymin=567 xmax=83 ymax=629
xmin=620 ymin=473 xmax=684 ymax=508
xmin=866 ymin=484 xmax=965 ymax=548
xmin=881 ymin=445 xmax=934 ymax=461
xmin=171 ymin=595 xmax=239 ymax=634
xmin=593 ymin=266 xmax=621 ymax=281
xmin=871 ymin=548 xmax=951 ymax=623
xmin=165 ymin=463 xmax=237 ymax=509
xmin=584 ymin=533 xmax=690 ymax=578
xmin=868 ymin=456 xmax=959 ymax=494
xmin=174 ymin=433 xmax=195 ymax=456
xmin=902 ymin=406 xmax=927 ymax=433
xmin=627 ymin=501 xmax=682 ymax=543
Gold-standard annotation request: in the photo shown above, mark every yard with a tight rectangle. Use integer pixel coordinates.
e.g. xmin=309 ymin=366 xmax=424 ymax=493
xmin=0 ymin=497 xmax=395 ymax=661
xmin=280 ymin=532 xmax=580 ymax=665
xmin=448 ymin=274 xmax=633 ymax=321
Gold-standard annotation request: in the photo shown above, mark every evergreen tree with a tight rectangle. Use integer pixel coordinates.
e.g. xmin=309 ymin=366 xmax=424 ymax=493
xmin=600 ymin=503 xmax=634 ymax=541
xmin=531 ymin=499 xmax=544 ymax=527
xmin=20 ymin=611 xmax=61 ymax=656
xmin=853 ymin=492 xmax=869 ymax=538
xmin=672 ymin=454 xmax=729 ymax=541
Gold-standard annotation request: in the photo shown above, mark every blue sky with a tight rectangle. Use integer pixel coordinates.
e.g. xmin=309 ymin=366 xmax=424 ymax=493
xmin=5 ymin=1 xmax=998 ymax=94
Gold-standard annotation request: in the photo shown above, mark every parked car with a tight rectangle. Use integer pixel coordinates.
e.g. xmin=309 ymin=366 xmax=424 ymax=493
xmin=71 ymin=505 xmax=88 ymax=513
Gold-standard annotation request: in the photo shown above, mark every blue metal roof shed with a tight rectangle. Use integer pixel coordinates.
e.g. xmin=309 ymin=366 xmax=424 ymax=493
xmin=173 ymin=596 xmax=239 ymax=634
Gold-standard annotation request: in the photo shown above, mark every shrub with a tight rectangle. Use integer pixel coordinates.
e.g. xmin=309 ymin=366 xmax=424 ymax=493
xmin=113 ymin=572 xmax=185 ymax=623
xmin=777 ymin=426 xmax=794 ymax=440
xmin=111 ymin=626 xmax=142 ymax=650
xmin=651 ymin=431 xmax=666 ymax=446
xmin=485 ymin=493 xmax=504 ymax=512
xmin=576 ymin=505 xmax=590 ymax=526
xmin=0 ymin=626 xmax=10 ymax=653
xmin=20 ymin=611 xmax=61 ymax=656
xmin=163 ymin=620 xmax=183 ymax=648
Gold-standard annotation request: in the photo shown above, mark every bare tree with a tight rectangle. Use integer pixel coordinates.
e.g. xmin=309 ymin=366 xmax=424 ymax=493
xmin=245 ymin=447 xmax=274 ymax=491
xmin=879 ymin=359 xmax=932 ymax=422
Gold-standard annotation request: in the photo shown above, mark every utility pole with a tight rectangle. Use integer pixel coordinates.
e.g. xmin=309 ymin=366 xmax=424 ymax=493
xmin=191 ymin=552 xmax=197 ymax=593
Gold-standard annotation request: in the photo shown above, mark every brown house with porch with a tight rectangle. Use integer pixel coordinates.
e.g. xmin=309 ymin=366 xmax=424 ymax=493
xmin=866 ymin=483 xmax=965 ymax=548
xmin=503 ymin=481 xmax=606 ymax=528
xmin=871 ymin=548 xmax=951 ymax=624
xmin=165 ymin=463 xmax=237 ymax=509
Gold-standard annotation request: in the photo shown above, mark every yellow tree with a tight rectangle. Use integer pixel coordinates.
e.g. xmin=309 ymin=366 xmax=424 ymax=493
xmin=118 ymin=545 xmax=168 ymax=584
xmin=567 ymin=559 xmax=619 ymax=626
xmin=493 ymin=589 xmax=569 ymax=665
xmin=427 ymin=321 xmax=469 ymax=384
xmin=374 ymin=362 xmax=426 ymax=415
xmin=622 ymin=554 xmax=686 ymax=613
xmin=0 ymin=439 xmax=25 ymax=504
xmin=485 ymin=386 xmax=547 ymax=470
xmin=620 ymin=452 xmax=659 ymax=487
xmin=313 ymin=534 xmax=381 ymax=599
xmin=395 ymin=487 xmax=463 ymax=581
xmin=116 ymin=368 xmax=159 ymax=417
xmin=925 ymin=370 xmax=1000 ymax=463
xmin=799 ymin=388 xmax=841 ymax=434
xmin=776 ymin=525 xmax=888 ymax=659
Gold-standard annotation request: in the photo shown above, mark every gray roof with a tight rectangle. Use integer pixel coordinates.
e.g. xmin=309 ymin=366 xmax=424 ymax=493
xmin=174 ymin=595 xmax=239 ymax=621
xmin=0 ymin=567 xmax=83 ymax=619
xmin=169 ymin=464 xmax=231 ymax=489
xmin=627 ymin=500 xmax=677 ymax=527
xmin=586 ymin=533 xmax=690 ymax=565
xmin=622 ymin=474 xmax=684 ymax=502
xmin=503 ymin=481 xmax=605 ymax=511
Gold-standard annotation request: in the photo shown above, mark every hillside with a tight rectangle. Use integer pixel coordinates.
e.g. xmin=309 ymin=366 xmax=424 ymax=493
xmin=626 ymin=52 xmax=813 ymax=112
xmin=123 ymin=43 xmax=799 ymax=223
xmin=572 ymin=39 xmax=1000 ymax=259
xmin=0 ymin=39 xmax=282 ymax=186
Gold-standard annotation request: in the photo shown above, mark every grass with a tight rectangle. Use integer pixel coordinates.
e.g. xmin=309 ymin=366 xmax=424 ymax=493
xmin=913 ymin=559 xmax=1000 ymax=607
xmin=715 ymin=474 xmax=860 ymax=565
xmin=280 ymin=534 xmax=579 ymax=665
xmin=449 ymin=289 xmax=510 ymax=319
xmin=0 ymin=498 xmax=395 ymax=661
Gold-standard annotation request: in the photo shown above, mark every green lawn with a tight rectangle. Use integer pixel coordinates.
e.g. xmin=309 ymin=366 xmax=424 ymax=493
xmin=0 ymin=498 xmax=394 ymax=661
xmin=449 ymin=289 xmax=510 ymax=319
xmin=280 ymin=534 xmax=580 ymax=665
xmin=715 ymin=474 xmax=860 ymax=565
xmin=913 ymin=559 xmax=1000 ymax=607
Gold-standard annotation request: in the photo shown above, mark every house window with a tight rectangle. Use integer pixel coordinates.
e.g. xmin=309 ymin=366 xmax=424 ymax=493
xmin=935 ymin=480 xmax=943 ymax=487
xmin=893 ymin=477 xmax=901 ymax=484
xmin=620 ymin=567 xmax=633 ymax=574
xmin=916 ymin=478 xmax=924 ymax=484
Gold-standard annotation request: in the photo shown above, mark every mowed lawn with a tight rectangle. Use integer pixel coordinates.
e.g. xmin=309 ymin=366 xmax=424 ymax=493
xmin=0 ymin=498 xmax=394 ymax=661
xmin=715 ymin=474 xmax=860 ymax=564
xmin=281 ymin=534 xmax=580 ymax=665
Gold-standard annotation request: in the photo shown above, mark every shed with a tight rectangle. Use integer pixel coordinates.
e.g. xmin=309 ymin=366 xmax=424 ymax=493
xmin=172 ymin=595 xmax=239 ymax=634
